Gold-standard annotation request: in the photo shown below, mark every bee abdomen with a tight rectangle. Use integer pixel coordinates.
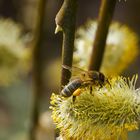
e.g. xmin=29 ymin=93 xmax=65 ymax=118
xmin=61 ymin=79 xmax=83 ymax=97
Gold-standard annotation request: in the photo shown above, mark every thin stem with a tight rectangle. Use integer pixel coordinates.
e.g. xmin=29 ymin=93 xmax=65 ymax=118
xmin=30 ymin=0 xmax=47 ymax=140
xmin=88 ymin=0 xmax=117 ymax=71
xmin=55 ymin=0 xmax=78 ymax=87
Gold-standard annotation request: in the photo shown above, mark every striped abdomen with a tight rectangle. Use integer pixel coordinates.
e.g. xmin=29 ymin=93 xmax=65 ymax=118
xmin=61 ymin=79 xmax=83 ymax=97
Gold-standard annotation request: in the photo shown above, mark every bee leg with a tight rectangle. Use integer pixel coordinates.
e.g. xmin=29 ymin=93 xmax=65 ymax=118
xmin=106 ymin=79 xmax=112 ymax=88
xmin=99 ymin=83 xmax=103 ymax=89
xmin=90 ymin=86 xmax=92 ymax=94
xmin=72 ymin=96 xmax=76 ymax=103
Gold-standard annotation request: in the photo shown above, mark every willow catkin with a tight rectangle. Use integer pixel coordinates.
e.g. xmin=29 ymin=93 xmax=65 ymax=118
xmin=0 ymin=18 xmax=31 ymax=86
xmin=50 ymin=75 xmax=140 ymax=140
xmin=74 ymin=20 xmax=139 ymax=76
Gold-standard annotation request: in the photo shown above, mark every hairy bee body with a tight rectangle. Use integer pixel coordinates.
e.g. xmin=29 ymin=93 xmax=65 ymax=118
xmin=61 ymin=65 xmax=108 ymax=99
xmin=61 ymin=79 xmax=83 ymax=97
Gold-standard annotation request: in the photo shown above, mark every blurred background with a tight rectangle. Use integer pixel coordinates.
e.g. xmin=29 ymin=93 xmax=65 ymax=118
xmin=0 ymin=0 xmax=140 ymax=140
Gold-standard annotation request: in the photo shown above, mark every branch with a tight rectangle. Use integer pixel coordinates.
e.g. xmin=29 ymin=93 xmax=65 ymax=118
xmin=55 ymin=0 xmax=78 ymax=88
xmin=30 ymin=0 xmax=47 ymax=140
xmin=88 ymin=0 xmax=117 ymax=71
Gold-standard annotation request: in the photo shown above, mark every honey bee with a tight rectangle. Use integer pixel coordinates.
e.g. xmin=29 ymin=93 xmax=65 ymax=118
xmin=61 ymin=65 xmax=108 ymax=101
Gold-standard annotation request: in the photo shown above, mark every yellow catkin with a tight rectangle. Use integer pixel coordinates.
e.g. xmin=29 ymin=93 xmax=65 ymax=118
xmin=50 ymin=75 xmax=140 ymax=140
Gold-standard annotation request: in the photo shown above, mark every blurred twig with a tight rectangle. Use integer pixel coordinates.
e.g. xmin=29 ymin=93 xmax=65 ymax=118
xmin=55 ymin=0 xmax=78 ymax=88
xmin=88 ymin=0 xmax=117 ymax=71
xmin=30 ymin=0 xmax=47 ymax=140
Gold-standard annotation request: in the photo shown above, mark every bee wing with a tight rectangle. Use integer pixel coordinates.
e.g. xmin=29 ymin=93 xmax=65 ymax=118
xmin=62 ymin=65 xmax=87 ymax=80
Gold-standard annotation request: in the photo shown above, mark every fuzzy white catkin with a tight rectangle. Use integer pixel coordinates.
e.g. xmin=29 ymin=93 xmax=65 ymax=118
xmin=74 ymin=20 xmax=139 ymax=76
xmin=0 ymin=18 xmax=31 ymax=86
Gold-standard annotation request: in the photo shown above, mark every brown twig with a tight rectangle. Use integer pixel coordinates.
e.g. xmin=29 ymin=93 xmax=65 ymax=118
xmin=88 ymin=0 xmax=117 ymax=71
xmin=30 ymin=0 xmax=47 ymax=140
xmin=55 ymin=0 xmax=78 ymax=88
